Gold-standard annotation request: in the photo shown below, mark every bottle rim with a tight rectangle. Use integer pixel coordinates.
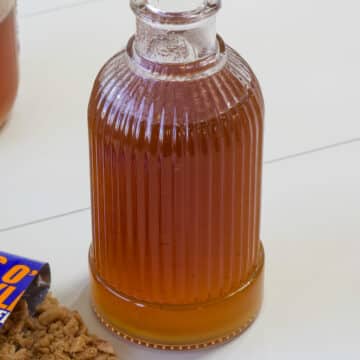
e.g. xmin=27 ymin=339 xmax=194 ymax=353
xmin=130 ymin=0 xmax=221 ymax=25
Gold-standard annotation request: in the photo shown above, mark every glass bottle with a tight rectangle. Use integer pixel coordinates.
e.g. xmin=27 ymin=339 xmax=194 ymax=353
xmin=88 ymin=0 xmax=265 ymax=350
xmin=0 ymin=0 xmax=18 ymax=128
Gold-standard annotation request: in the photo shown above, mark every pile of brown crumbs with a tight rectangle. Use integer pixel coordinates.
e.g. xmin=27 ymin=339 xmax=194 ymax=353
xmin=0 ymin=294 xmax=117 ymax=360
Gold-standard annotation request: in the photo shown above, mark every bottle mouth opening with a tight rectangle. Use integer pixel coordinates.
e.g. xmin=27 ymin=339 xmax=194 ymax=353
xmin=130 ymin=0 xmax=221 ymax=25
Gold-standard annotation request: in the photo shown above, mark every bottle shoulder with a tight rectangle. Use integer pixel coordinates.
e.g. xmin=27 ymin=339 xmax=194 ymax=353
xmin=88 ymin=43 xmax=264 ymax=128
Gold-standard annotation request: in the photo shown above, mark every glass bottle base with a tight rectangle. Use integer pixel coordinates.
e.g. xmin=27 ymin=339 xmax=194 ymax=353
xmin=89 ymin=244 xmax=264 ymax=350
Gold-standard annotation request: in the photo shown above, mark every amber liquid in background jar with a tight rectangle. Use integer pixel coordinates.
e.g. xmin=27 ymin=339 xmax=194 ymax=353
xmin=0 ymin=0 xmax=18 ymax=128
xmin=89 ymin=0 xmax=265 ymax=349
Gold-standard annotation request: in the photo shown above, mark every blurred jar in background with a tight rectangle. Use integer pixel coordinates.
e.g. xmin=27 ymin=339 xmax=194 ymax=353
xmin=0 ymin=0 xmax=18 ymax=128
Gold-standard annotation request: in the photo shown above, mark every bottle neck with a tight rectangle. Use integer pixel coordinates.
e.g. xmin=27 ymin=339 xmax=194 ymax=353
xmin=128 ymin=0 xmax=223 ymax=78
xmin=134 ymin=15 xmax=218 ymax=64
xmin=0 ymin=0 xmax=16 ymax=23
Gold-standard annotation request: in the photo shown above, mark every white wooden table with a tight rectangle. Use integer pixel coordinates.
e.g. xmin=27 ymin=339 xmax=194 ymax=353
xmin=1 ymin=1 xmax=359 ymax=358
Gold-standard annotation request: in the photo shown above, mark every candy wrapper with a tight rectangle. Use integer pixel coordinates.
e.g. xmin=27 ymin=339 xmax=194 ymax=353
xmin=0 ymin=251 xmax=50 ymax=328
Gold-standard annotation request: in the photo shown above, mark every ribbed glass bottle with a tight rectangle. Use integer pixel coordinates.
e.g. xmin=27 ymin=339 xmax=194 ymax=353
xmin=88 ymin=0 xmax=265 ymax=349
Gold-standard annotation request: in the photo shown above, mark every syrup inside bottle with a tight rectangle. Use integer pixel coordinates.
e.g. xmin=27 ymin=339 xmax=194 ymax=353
xmin=0 ymin=4 xmax=18 ymax=128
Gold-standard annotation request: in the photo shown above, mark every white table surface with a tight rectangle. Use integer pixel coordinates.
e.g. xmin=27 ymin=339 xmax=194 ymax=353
xmin=1 ymin=0 xmax=360 ymax=358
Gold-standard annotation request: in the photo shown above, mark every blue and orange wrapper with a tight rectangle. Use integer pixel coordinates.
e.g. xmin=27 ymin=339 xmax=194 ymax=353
xmin=0 ymin=251 xmax=50 ymax=328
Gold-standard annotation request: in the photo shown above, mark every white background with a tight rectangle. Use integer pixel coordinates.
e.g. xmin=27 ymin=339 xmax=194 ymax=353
xmin=1 ymin=0 xmax=360 ymax=358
